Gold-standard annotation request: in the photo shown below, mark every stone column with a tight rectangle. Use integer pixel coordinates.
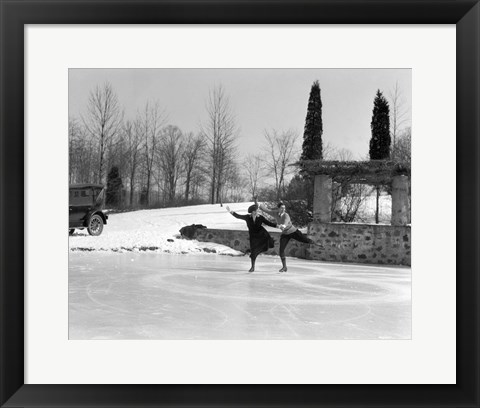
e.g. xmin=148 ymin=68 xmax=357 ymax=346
xmin=391 ymin=175 xmax=409 ymax=226
xmin=313 ymin=174 xmax=332 ymax=222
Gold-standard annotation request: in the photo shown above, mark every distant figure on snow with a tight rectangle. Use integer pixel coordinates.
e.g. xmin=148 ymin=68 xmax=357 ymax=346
xmin=259 ymin=201 xmax=318 ymax=273
xmin=226 ymin=203 xmax=279 ymax=273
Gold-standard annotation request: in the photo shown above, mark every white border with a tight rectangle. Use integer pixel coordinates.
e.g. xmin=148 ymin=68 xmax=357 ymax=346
xmin=25 ymin=25 xmax=456 ymax=384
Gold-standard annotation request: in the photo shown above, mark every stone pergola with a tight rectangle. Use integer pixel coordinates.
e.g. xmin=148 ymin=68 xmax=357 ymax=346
xmin=298 ymin=160 xmax=411 ymax=226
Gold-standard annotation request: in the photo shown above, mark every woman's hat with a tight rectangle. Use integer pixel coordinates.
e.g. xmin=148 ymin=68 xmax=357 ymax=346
xmin=248 ymin=204 xmax=258 ymax=213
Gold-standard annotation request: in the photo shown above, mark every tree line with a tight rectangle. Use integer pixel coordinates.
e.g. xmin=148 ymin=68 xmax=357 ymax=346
xmin=70 ymin=83 xmax=240 ymax=207
xmin=69 ymin=79 xmax=411 ymax=213
xmin=69 ymin=82 xmax=304 ymax=209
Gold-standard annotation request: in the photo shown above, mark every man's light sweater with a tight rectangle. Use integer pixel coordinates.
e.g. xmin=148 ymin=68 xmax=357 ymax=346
xmin=259 ymin=205 xmax=297 ymax=235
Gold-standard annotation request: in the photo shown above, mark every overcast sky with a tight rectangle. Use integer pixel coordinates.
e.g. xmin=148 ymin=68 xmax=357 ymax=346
xmin=69 ymin=68 xmax=411 ymax=159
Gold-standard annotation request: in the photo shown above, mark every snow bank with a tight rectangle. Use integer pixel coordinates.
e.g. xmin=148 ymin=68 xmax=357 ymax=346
xmin=69 ymin=202 xmax=259 ymax=255
xmin=69 ymin=195 xmax=396 ymax=255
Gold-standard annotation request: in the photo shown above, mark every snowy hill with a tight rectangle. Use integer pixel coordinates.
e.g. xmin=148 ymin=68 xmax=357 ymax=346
xmin=69 ymin=193 xmax=393 ymax=255
xmin=69 ymin=202 xmax=263 ymax=255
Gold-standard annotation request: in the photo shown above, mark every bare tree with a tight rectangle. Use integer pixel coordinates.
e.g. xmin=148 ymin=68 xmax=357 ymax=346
xmin=389 ymin=81 xmax=409 ymax=160
xmin=201 ymin=84 xmax=238 ymax=204
xmin=69 ymin=117 xmax=97 ymax=184
xmin=323 ymin=144 xmax=355 ymax=161
xmin=189 ymin=170 xmax=207 ymax=201
xmin=331 ymin=181 xmax=373 ymax=222
xmin=140 ymin=101 xmax=166 ymax=206
xmin=158 ymin=125 xmax=185 ymax=204
xmin=123 ymin=119 xmax=143 ymax=206
xmin=334 ymin=148 xmax=354 ymax=161
xmin=324 ymin=147 xmax=358 ymax=220
xmin=82 ymin=82 xmax=123 ymax=184
xmin=216 ymin=146 xmax=237 ymax=205
xmin=243 ymin=153 xmax=265 ymax=199
xmin=264 ymin=129 xmax=299 ymax=200
xmin=395 ymin=127 xmax=411 ymax=165
xmin=320 ymin=141 xmax=336 ymax=160
xmin=182 ymin=132 xmax=205 ymax=201
xmin=397 ymin=126 xmax=411 ymax=223
xmin=224 ymin=161 xmax=247 ymax=202
xmin=69 ymin=117 xmax=81 ymax=184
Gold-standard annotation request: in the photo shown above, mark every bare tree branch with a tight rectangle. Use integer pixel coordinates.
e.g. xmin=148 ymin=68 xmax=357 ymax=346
xmin=263 ymin=129 xmax=300 ymax=200
xmin=201 ymin=84 xmax=239 ymax=204
xmin=82 ymin=82 xmax=124 ymax=184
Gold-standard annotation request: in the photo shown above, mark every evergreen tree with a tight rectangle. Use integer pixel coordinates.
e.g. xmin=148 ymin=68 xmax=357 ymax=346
xmin=369 ymin=90 xmax=391 ymax=160
xmin=369 ymin=90 xmax=391 ymax=224
xmin=300 ymin=80 xmax=323 ymax=162
xmin=300 ymin=80 xmax=323 ymax=211
xmin=106 ymin=166 xmax=123 ymax=207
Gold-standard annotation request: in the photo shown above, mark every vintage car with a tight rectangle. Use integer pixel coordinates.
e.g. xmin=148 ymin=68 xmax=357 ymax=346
xmin=69 ymin=184 xmax=108 ymax=236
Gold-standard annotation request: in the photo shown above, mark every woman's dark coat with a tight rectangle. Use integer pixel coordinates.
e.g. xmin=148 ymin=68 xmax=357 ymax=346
xmin=231 ymin=212 xmax=276 ymax=259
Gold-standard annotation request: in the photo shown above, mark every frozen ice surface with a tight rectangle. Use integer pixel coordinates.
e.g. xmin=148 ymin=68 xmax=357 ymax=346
xmin=69 ymin=202 xmax=410 ymax=340
xmin=69 ymin=252 xmax=411 ymax=340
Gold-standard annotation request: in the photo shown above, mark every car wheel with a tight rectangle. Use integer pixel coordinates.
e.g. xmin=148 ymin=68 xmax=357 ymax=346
xmin=69 ymin=229 xmax=75 ymax=235
xmin=87 ymin=214 xmax=103 ymax=236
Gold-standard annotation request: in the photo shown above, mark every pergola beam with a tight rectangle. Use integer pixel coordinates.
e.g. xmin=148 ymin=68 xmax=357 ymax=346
xmin=295 ymin=159 xmax=410 ymax=183
xmin=298 ymin=160 xmax=411 ymax=226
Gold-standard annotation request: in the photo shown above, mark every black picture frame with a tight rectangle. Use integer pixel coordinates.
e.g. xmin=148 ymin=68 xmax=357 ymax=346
xmin=1 ymin=1 xmax=478 ymax=407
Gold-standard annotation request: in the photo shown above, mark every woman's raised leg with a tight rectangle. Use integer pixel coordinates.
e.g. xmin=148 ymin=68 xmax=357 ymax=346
xmin=291 ymin=230 xmax=314 ymax=244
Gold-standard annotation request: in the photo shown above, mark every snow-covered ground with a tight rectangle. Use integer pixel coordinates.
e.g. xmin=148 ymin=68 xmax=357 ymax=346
xmin=69 ymin=196 xmax=392 ymax=254
xmin=69 ymin=202 xmax=283 ymax=255
xmin=350 ymin=192 xmax=392 ymax=224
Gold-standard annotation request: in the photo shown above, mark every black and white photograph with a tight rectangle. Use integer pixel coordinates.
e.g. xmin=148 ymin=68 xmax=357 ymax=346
xmin=2 ymin=1 xmax=477 ymax=404
xmin=68 ymin=68 xmax=412 ymax=340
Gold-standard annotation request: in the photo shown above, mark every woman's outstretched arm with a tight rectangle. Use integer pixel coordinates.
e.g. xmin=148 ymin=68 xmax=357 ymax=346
xmin=226 ymin=205 xmax=249 ymax=220
xmin=260 ymin=216 xmax=278 ymax=229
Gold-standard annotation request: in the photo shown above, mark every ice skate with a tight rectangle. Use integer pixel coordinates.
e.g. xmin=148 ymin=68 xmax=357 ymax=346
xmin=278 ymin=257 xmax=288 ymax=273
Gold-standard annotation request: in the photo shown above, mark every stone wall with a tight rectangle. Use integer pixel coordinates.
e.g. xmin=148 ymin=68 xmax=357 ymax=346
xmin=307 ymin=222 xmax=411 ymax=266
xmin=195 ymin=223 xmax=411 ymax=266
xmin=195 ymin=229 xmax=307 ymax=258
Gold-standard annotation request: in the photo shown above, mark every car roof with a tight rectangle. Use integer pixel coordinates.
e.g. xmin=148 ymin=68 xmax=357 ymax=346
xmin=69 ymin=183 xmax=104 ymax=189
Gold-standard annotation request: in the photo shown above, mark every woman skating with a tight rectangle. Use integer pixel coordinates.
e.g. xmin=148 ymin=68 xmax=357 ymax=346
xmin=259 ymin=201 xmax=317 ymax=273
xmin=226 ymin=204 xmax=279 ymax=272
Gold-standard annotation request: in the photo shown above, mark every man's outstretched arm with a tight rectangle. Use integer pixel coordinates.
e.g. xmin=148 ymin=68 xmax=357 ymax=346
xmin=259 ymin=203 xmax=277 ymax=217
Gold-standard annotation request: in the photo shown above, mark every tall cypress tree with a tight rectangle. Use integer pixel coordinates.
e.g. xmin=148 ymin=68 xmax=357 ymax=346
xmin=299 ymin=81 xmax=323 ymax=213
xmin=369 ymin=90 xmax=391 ymax=224
xmin=300 ymin=80 xmax=323 ymax=162
xmin=369 ymin=90 xmax=391 ymax=160
xmin=106 ymin=166 xmax=123 ymax=207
